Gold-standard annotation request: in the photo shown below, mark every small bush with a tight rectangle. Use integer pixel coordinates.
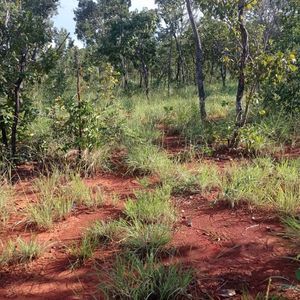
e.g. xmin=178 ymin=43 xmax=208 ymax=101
xmin=99 ymin=253 xmax=193 ymax=300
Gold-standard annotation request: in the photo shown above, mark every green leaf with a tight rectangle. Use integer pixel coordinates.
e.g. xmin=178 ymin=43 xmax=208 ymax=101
xmin=296 ymin=269 xmax=300 ymax=281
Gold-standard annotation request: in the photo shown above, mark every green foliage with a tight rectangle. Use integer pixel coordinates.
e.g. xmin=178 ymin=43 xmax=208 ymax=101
xmin=68 ymin=220 xmax=126 ymax=267
xmin=99 ymin=253 xmax=193 ymax=300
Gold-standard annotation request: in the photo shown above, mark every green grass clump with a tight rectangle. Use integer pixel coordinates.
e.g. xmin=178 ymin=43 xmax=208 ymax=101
xmin=219 ymin=158 xmax=300 ymax=214
xmin=283 ymin=217 xmax=300 ymax=243
xmin=26 ymin=201 xmax=56 ymax=230
xmin=63 ymin=175 xmax=104 ymax=208
xmin=68 ymin=235 xmax=96 ymax=267
xmin=126 ymin=143 xmax=173 ymax=176
xmin=0 ymin=185 xmax=13 ymax=225
xmin=78 ymin=147 xmax=112 ymax=175
xmin=68 ymin=220 xmax=126 ymax=267
xmin=162 ymin=163 xmax=221 ymax=196
xmin=197 ymin=163 xmax=221 ymax=191
xmin=124 ymin=221 xmax=172 ymax=256
xmin=63 ymin=174 xmax=91 ymax=204
xmin=100 ymin=253 xmax=193 ymax=300
xmin=27 ymin=172 xmax=104 ymax=230
xmin=26 ymin=196 xmax=74 ymax=230
xmin=0 ymin=238 xmax=43 ymax=266
xmin=124 ymin=186 xmax=176 ymax=225
xmin=33 ymin=168 xmax=65 ymax=199
xmin=86 ymin=220 xmax=126 ymax=244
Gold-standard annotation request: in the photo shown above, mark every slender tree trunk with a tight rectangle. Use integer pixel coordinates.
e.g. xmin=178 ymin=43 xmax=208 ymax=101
xmin=230 ymin=0 xmax=249 ymax=148
xmin=235 ymin=0 xmax=249 ymax=126
xmin=173 ymin=32 xmax=186 ymax=85
xmin=140 ymin=58 xmax=149 ymax=99
xmin=0 ymin=115 xmax=8 ymax=148
xmin=185 ymin=0 xmax=207 ymax=121
xmin=120 ymin=55 xmax=129 ymax=90
xmin=167 ymin=34 xmax=173 ymax=97
xmin=220 ymin=64 xmax=227 ymax=87
xmin=11 ymin=80 xmax=22 ymax=159
xmin=11 ymin=50 xmax=26 ymax=159
xmin=75 ymin=49 xmax=83 ymax=159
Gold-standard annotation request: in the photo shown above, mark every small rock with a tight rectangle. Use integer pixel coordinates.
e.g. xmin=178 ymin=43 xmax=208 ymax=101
xmin=187 ymin=218 xmax=192 ymax=227
xmin=218 ymin=289 xmax=236 ymax=298
xmin=181 ymin=209 xmax=185 ymax=214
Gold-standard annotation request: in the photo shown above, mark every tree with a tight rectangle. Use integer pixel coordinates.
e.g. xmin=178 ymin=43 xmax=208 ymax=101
xmin=0 ymin=0 xmax=59 ymax=158
xmin=75 ymin=0 xmax=132 ymax=89
xmin=185 ymin=0 xmax=207 ymax=121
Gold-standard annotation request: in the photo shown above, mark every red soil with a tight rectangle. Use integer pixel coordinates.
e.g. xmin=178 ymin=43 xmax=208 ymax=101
xmin=0 ymin=145 xmax=299 ymax=299
xmin=171 ymin=195 xmax=299 ymax=299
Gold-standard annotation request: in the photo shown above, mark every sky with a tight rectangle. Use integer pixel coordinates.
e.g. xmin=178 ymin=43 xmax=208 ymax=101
xmin=53 ymin=0 xmax=156 ymax=45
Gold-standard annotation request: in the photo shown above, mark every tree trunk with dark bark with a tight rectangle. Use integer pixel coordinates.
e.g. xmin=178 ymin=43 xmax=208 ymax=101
xmin=11 ymin=50 xmax=26 ymax=159
xmin=0 ymin=115 xmax=8 ymax=148
xmin=167 ymin=34 xmax=173 ymax=97
xmin=220 ymin=64 xmax=227 ymax=87
xmin=235 ymin=0 xmax=249 ymax=126
xmin=185 ymin=0 xmax=207 ymax=121
xmin=230 ymin=0 xmax=250 ymax=148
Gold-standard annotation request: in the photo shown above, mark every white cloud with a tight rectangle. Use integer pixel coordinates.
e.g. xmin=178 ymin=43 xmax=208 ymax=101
xmin=131 ymin=0 xmax=156 ymax=11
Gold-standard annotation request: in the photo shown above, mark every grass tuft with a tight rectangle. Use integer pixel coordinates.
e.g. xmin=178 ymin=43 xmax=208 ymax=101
xmin=0 ymin=238 xmax=43 ymax=266
xmin=99 ymin=253 xmax=193 ymax=300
